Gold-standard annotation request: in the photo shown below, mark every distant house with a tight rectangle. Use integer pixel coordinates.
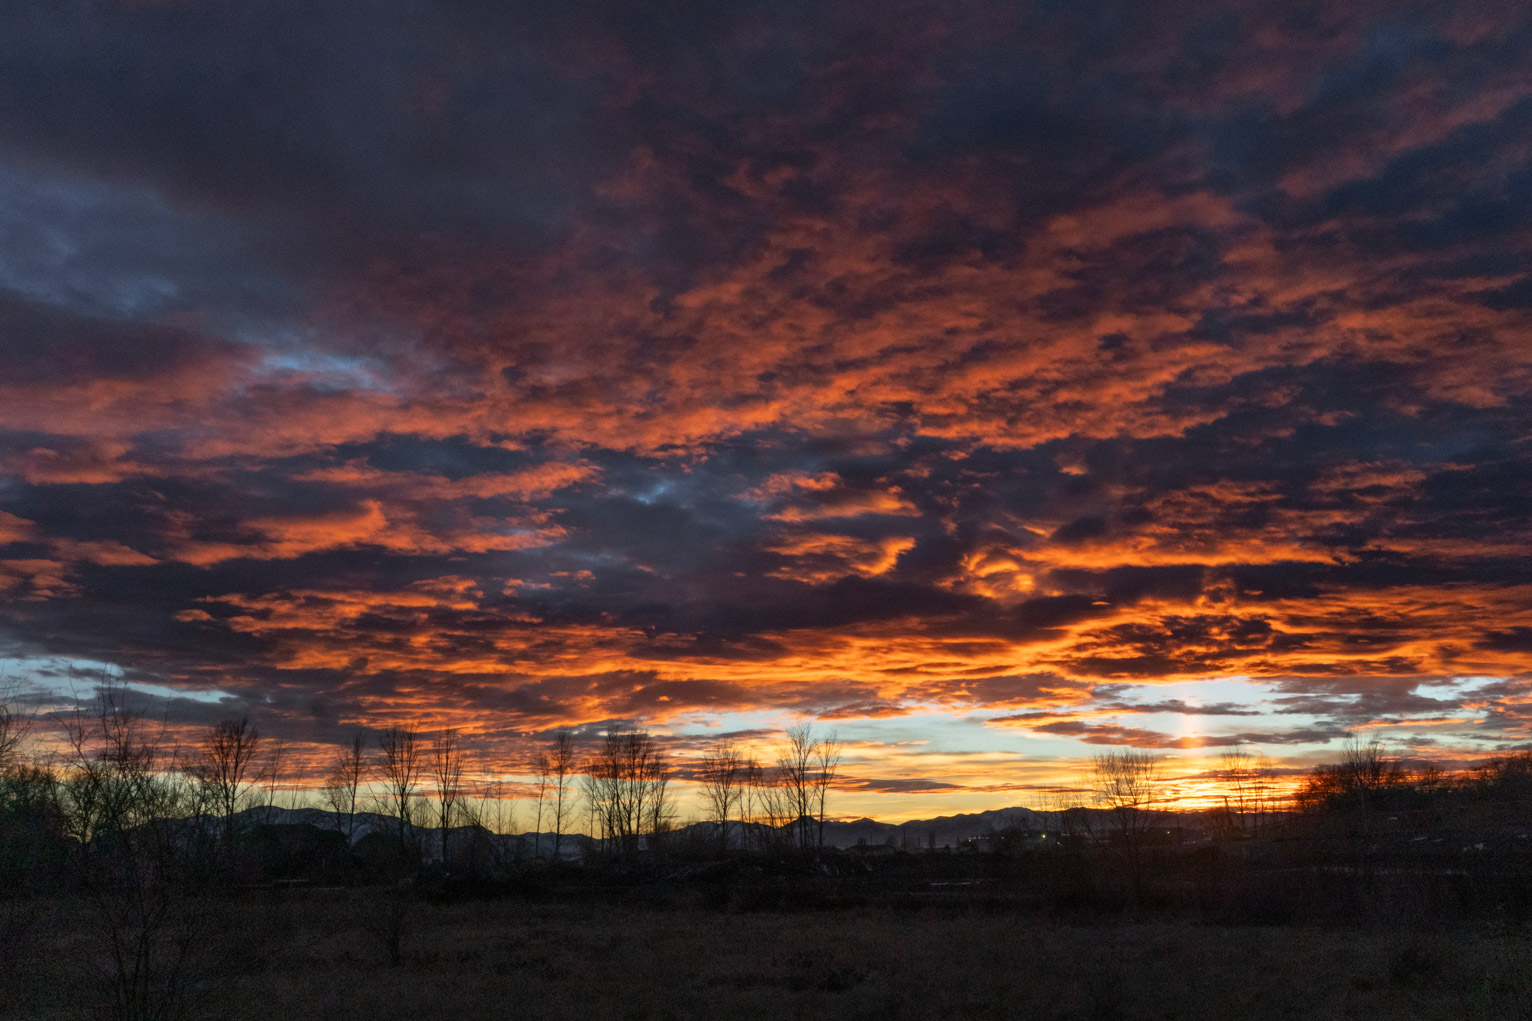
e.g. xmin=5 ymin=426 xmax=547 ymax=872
xmin=984 ymin=828 xmax=1062 ymax=853
xmin=846 ymin=841 xmax=897 ymax=857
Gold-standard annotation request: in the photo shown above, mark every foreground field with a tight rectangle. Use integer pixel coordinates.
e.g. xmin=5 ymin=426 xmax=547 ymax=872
xmin=6 ymin=892 xmax=1532 ymax=1020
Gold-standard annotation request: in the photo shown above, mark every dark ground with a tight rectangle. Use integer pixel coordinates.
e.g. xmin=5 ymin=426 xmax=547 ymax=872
xmin=6 ymin=854 xmax=1532 ymax=1021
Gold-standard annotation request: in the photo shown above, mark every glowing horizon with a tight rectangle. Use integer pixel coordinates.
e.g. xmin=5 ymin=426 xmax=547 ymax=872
xmin=1 ymin=2 xmax=1530 ymax=822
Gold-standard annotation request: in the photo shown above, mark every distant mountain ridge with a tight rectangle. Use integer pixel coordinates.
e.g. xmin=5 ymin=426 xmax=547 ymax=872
xmin=233 ymin=803 xmax=1194 ymax=856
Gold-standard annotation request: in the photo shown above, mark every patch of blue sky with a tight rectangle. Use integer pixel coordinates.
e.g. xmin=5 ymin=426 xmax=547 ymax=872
xmin=0 ymin=654 xmax=124 ymax=698
xmin=665 ymin=707 xmax=803 ymax=740
xmin=845 ymin=711 xmax=1024 ymax=755
xmin=671 ymin=706 xmax=1054 ymax=764
xmin=119 ymin=680 xmax=229 ymax=705
xmin=632 ymin=479 xmax=675 ymax=505
xmin=1434 ymin=675 xmax=1509 ymax=690
xmin=1107 ymin=675 xmax=1271 ymax=706
xmin=0 ymin=655 xmax=229 ymax=707
xmin=256 ymin=349 xmax=393 ymax=391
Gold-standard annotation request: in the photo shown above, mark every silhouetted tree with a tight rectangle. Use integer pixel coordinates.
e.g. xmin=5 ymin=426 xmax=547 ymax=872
xmin=194 ymin=717 xmax=262 ymax=858
xmin=699 ymin=739 xmax=744 ymax=852
xmin=58 ymin=686 xmax=209 ymax=1020
xmin=549 ymin=731 xmax=577 ymax=860
xmin=321 ymin=732 xmax=367 ymax=846
xmin=532 ymin=750 xmax=550 ymax=858
xmin=813 ymin=731 xmax=841 ymax=851
xmin=776 ymin=724 xmax=839 ymax=851
xmin=0 ymin=687 xmax=58 ymax=991
xmin=1091 ymin=748 xmax=1164 ymax=845
xmin=1298 ymin=734 xmax=1405 ymax=813
xmin=429 ymin=729 xmax=465 ymax=868
xmin=473 ymin=780 xmax=514 ymax=866
xmin=378 ymin=725 xmax=423 ymax=865
xmin=752 ymin=758 xmax=792 ymax=850
xmin=1216 ymin=742 xmax=1273 ymax=837
xmin=1473 ymin=751 xmax=1532 ymax=799
xmin=0 ymin=690 xmax=24 ymax=773
xmin=739 ymin=755 xmax=764 ymax=850
xmin=581 ymin=727 xmax=673 ymax=859
xmin=778 ymin=725 xmax=816 ymax=851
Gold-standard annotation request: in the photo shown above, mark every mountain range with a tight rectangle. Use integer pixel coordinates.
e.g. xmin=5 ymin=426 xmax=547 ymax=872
xmin=230 ymin=803 xmax=1197 ymax=859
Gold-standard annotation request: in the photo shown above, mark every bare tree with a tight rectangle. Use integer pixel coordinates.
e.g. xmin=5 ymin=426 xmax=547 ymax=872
xmin=1091 ymin=748 xmax=1164 ymax=847
xmin=582 ymin=779 xmax=600 ymax=861
xmin=1216 ymin=742 xmax=1274 ymax=836
xmin=531 ymin=750 xmax=550 ymax=859
xmin=813 ymin=731 xmax=841 ymax=851
xmin=481 ymin=780 xmax=511 ymax=835
xmin=0 ymin=688 xmax=26 ymax=773
xmin=475 ymin=780 xmax=514 ymax=866
xmin=581 ymin=727 xmax=673 ymax=859
xmin=775 ymin=724 xmax=839 ymax=851
xmin=195 ymin=717 xmax=262 ymax=856
xmin=321 ymin=732 xmax=367 ymax=846
xmin=57 ymin=685 xmax=210 ymax=1020
xmin=429 ymin=729 xmax=465 ymax=868
xmin=258 ymin=735 xmax=286 ymax=813
xmin=378 ymin=725 xmax=423 ymax=864
xmin=57 ymin=687 xmax=184 ymax=848
xmin=1337 ymin=733 xmax=1403 ymax=806
xmin=778 ymin=725 xmax=816 ymax=851
xmin=752 ymin=758 xmax=793 ymax=851
xmin=549 ymin=731 xmax=577 ymax=861
xmin=739 ymin=755 xmax=763 ymax=851
xmin=0 ymin=684 xmax=52 ymax=986
xmin=645 ymin=753 xmax=674 ymax=849
xmin=1298 ymin=732 xmax=1405 ymax=814
xmin=699 ymin=739 xmax=744 ymax=853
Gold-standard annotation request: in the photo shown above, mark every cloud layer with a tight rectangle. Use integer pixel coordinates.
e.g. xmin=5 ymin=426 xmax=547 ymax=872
xmin=1 ymin=1 xmax=1529 ymax=802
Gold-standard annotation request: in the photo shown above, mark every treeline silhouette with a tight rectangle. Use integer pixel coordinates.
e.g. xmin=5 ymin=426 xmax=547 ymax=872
xmin=0 ymin=686 xmax=851 ymax=1018
xmin=4 ymin=688 xmax=1532 ymax=1019
xmin=1297 ymin=733 xmax=1532 ymax=820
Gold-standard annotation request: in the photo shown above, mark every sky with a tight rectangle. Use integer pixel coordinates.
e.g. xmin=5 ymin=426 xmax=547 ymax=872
xmin=1 ymin=1 xmax=1530 ymax=821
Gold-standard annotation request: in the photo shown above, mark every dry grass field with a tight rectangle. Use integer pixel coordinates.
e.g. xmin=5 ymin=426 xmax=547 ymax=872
xmin=6 ymin=892 xmax=1532 ymax=1020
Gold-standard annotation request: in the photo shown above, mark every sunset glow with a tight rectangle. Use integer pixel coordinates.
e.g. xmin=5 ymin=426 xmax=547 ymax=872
xmin=2 ymin=1 xmax=1530 ymax=821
